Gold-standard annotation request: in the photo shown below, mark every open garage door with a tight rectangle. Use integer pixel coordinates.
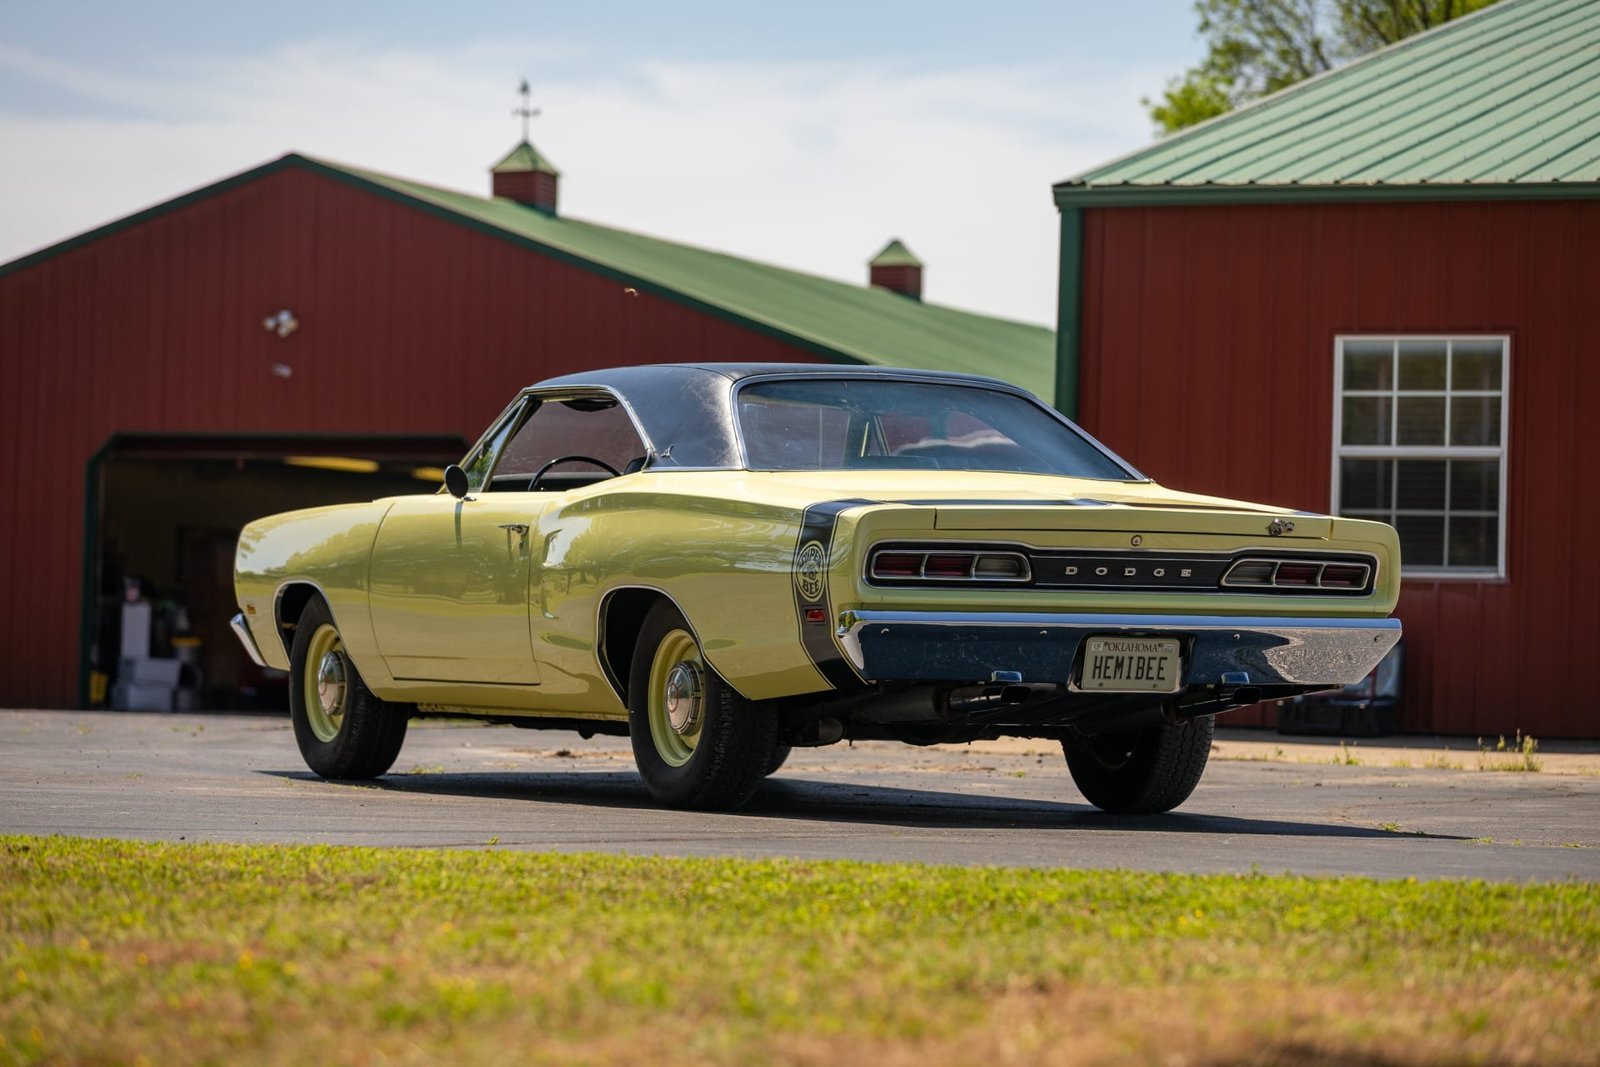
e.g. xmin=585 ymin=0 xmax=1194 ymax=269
xmin=83 ymin=433 xmax=469 ymax=711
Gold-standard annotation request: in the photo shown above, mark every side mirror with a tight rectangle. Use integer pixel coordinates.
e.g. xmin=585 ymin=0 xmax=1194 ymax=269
xmin=443 ymin=464 xmax=472 ymax=500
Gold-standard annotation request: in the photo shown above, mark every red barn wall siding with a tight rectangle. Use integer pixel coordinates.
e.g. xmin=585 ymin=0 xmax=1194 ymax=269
xmin=1080 ymin=199 xmax=1600 ymax=738
xmin=0 ymin=166 xmax=826 ymax=707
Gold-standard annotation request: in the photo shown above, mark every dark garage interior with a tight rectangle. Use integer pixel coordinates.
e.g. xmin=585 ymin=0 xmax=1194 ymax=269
xmin=85 ymin=435 xmax=467 ymax=711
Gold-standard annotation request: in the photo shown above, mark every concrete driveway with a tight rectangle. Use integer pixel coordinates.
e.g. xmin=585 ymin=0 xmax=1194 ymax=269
xmin=2 ymin=709 xmax=1597 ymax=881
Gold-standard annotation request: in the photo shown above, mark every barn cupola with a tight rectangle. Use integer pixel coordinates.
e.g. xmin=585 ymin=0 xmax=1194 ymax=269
xmin=492 ymin=79 xmax=560 ymax=214
xmin=869 ymin=239 xmax=923 ymax=300
xmin=491 ymin=141 xmax=560 ymax=215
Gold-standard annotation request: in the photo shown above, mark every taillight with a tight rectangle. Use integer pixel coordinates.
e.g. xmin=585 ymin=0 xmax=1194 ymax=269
xmin=870 ymin=553 xmax=923 ymax=578
xmin=867 ymin=547 xmax=1031 ymax=585
xmin=1274 ymin=562 xmax=1320 ymax=586
xmin=923 ymin=554 xmax=974 ymax=579
xmin=1221 ymin=557 xmax=1373 ymax=593
xmin=974 ymin=554 xmax=1027 ymax=579
xmin=1320 ymin=564 xmax=1368 ymax=589
xmin=1223 ymin=560 xmax=1275 ymax=586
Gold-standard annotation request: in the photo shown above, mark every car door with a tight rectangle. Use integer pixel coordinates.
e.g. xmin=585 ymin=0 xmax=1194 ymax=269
xmin=368 ymin=399 xmax=547 ymax=685
xmin=367 ymin=496 xmax=546 ymax=685
xmin=497 ymin=396 xmax=653 ymax=687
xmin=368 ymin=392 xmax=649 ymax=686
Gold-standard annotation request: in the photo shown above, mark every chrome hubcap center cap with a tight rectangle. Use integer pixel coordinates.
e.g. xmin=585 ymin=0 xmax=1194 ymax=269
xmin=316 ymin=651 xmax=347 ymax=718
xmin=664 ymin=662 xmax=703 ymax=735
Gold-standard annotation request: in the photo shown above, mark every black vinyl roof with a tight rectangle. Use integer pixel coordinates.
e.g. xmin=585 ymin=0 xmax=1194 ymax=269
xmin=526 ymin=363 xmax=1028 ymax=470
xmin=534 ymin=362 xmax=1009 ymax=388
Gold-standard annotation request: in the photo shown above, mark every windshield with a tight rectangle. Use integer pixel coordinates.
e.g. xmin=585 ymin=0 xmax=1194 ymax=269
xmin=735 ymin=378 xmax=1136 ymax=479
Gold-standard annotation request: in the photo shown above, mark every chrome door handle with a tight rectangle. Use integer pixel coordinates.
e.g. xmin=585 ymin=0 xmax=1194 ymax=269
xmin=497 ymin=523 xmax=530 ymax=535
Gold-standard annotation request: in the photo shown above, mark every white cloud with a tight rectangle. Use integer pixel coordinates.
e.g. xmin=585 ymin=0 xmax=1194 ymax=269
xmin=0 ymin=40 xmax=1163 ymax=324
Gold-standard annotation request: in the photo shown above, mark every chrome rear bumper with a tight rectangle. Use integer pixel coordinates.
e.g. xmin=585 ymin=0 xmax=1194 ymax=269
xmin=836 ymin=610 xmax=1401 ymax=688
xmin=230 ymin=612 xmax=269 ymax=668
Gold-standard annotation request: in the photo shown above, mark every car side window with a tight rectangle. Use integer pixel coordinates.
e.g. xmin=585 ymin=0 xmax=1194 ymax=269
xmin=737 ymin=394 xmax=852 ymax=469
xmin=460 ymin=403 xmax=525 ymax=492
xmin=492 ymin=395 xmax=649 ymax=488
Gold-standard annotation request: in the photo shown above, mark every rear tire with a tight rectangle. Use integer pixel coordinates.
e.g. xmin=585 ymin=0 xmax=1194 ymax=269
xmin=289 ymin=598 xmax=408 ymax=779
xmin=1063 ymin=715 xmax=1213 ymax=814
xmin=762 ymin=744 xmax=793 ymax=777
xmin=628 ymin=601 xmax=778 ymax=809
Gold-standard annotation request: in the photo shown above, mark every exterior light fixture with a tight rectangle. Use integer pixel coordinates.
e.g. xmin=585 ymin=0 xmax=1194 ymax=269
xmin=283 ymin=456 xmax=380 ymax=474
xmin=263 ymin=309 xmax=299 ymax=338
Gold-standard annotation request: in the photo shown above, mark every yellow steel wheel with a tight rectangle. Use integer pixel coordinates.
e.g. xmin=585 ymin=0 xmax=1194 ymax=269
xmin=627 ymin=600 xmax=779 ymax=810
xmin=288 ymin=596 xmax=408 ymax=780
xmin=301 ymin=622 xmax=348 ymax=743
xmin=645 ymin=628 xmax=704 ymax=767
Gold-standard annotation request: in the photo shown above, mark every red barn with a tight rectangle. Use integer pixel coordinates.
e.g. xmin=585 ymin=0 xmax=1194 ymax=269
xmin=0 ymin=143 xmax=1053 ymax=709
xmin=1053 ymin=0 xmax=1598 ymax=738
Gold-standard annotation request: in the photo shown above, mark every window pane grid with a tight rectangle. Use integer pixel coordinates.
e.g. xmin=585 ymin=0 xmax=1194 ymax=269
xmin=1404 ymin=567 xmax=1499 ymax=575
xmin=1334 ymin=337 xmax=1507 ymax=577
xmin=1339 ymin=447 xmax=1501 ymax=458
xmin=1341 ymin=390 xmax=1502 ymax=397
xmin=1389 ymin=510 xmax=1497 ymax=517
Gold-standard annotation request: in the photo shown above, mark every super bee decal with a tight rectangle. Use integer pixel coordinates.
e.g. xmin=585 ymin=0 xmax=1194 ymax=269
xmin=792 ymin=501 xmax=872 ymax=689
xmin=794 ymin=540 xmax=827 ymax=602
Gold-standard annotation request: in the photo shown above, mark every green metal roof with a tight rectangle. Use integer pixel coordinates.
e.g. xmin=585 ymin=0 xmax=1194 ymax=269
xmin=491 ymin=140 xmax=560 ymax=177
xmin=308 ymin=157 xmax=1054 ymax=397
xmin=1058 ymin=0 xmax=1600 ymax=206
xmin=869 ymin=238 xmax=923 ymax=268
xmin=0 ymin=152 xmax=1054 ymax=399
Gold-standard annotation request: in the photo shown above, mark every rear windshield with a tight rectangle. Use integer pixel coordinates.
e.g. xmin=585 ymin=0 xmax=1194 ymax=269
xmin=736 ymin=379 xmax=1136 ymax=479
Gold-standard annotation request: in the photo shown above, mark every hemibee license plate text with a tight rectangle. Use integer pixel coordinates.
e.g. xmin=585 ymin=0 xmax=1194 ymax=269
xmin=1078 ymin=636 xmax=1182 ymax=693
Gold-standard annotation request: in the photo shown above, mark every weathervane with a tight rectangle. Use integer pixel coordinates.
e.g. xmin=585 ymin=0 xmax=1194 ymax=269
xmin=512 ymin=78 xmax=540 ymax=142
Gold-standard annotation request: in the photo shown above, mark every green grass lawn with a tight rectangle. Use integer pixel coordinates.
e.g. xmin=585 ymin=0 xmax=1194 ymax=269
xmin=3 ymin=835 xmax=1597 ymax=1065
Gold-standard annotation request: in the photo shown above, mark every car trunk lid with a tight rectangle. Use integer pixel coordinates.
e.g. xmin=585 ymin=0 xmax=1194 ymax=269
xmin=930 ymin=502 xmax=1333 ymax=540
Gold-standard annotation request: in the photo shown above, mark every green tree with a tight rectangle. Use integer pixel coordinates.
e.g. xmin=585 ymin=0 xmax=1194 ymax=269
xmin=1147 ymin=0 xmax=1500 ymax=134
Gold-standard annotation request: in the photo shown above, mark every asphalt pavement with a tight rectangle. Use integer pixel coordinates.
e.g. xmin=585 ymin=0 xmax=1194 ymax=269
xmin=2 ymin=709 xmax=1597 ymax=881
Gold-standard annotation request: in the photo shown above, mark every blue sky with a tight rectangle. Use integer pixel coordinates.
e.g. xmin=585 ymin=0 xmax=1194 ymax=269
xmin=0 ymin=2 xmax=1205 ymax=324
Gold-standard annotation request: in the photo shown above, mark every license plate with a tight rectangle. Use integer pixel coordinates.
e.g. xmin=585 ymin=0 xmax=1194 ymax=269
xmin=1078 ymin=637 xmax=1182 ymax=693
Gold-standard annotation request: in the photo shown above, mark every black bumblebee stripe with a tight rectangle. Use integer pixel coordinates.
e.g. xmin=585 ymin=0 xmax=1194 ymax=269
xmin=793 ymin=499 xmax=874 ymax=689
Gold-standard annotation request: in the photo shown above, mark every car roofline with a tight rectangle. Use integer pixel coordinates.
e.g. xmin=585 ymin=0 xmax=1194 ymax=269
xmin=526 ymin=362 xmax=1017 ymax=392
xmin=466 ymin=364 xmax=1144 ymax=480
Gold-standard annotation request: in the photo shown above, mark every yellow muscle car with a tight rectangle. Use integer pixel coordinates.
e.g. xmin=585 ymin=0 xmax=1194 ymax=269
xmin=232 ymin=364 xmax=1401 ymax=813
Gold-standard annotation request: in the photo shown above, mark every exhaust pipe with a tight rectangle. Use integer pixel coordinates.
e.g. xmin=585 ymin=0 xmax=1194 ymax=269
xmin=850 ymin=682 xmax=1064 ymax=723
xmin=790 ymin=717 xmax=844 ymax=747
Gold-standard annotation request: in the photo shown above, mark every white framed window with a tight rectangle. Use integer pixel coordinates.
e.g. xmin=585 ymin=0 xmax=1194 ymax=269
xmin=1332 ymin=336 xmax=1509 ymax=579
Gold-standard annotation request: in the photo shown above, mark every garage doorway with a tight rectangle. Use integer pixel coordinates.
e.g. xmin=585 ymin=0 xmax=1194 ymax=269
xmin=83 ymin=434 xmax=469 ymax=710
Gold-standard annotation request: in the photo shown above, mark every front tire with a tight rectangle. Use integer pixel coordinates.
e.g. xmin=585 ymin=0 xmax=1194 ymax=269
xmin=1063 ymin=715 xmax=1214 ymax=814
xmin=628 ymin=601 xmax=778 ymax=809
xmin=289 ymin=598 xmax=408 ymax=779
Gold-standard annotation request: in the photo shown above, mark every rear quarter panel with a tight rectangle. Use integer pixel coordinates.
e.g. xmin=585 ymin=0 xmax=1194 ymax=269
xmin=534 ymin=473 xmax=828 ymax=704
